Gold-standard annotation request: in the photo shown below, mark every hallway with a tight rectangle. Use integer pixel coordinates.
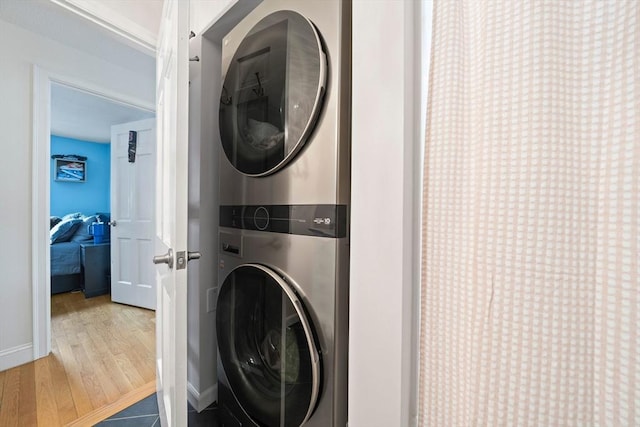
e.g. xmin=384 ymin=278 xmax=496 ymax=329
xmin=0 ymin=292 xmax=155 ymax=426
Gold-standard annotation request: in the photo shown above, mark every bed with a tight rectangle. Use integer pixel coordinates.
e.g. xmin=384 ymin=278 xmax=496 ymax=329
xmin=51 ymin=241 xmax=83 ymax=294
xmin=50 ymin=212 xmax=110 ymax=294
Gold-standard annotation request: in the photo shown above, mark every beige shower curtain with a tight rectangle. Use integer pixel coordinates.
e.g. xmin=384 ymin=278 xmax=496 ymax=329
xmin=419 ymin=1 xmax=638 ymax=425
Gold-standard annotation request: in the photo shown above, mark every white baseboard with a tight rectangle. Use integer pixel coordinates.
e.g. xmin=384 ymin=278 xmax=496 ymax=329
xmin=0 ymin=343 xmax=34 ymax=371
xmin=187 ymin=381 xmax=218 ymax=412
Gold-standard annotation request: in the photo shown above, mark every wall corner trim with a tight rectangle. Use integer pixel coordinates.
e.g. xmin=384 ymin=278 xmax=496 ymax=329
xmin=32 ymin=64 xmax=52 ymax=361
xmin=187 ymin=381 xmax=218 ymax=412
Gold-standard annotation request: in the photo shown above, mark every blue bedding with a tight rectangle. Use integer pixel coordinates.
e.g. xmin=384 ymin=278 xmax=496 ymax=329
xmin=50 ymin=241 xmax=82 ymax=276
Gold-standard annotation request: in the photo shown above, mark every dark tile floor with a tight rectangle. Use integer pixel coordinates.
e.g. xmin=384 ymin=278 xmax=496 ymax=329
xmin=94 ymin=394 xmax=219 ymax=426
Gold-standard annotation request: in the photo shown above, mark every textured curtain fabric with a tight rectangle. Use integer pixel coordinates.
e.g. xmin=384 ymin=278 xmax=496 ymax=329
xmin=419 ymin=1 xmax=638 ymax=425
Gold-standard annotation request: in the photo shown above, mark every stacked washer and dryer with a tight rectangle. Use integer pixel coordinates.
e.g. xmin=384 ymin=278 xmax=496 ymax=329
xmin=215 ymin=1 xmax=351 ymax=426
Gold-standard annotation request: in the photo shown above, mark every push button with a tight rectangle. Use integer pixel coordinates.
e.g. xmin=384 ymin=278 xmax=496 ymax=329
xmin=254 ymin=206 xmax=269 ymax=231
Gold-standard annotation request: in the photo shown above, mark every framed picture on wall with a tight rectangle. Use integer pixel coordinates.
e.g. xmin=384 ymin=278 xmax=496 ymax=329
xmin=54 ymin=158 xmax=86 ymax=182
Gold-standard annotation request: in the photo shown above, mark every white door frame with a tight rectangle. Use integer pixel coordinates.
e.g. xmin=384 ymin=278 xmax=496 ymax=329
xmin=31 ymin=66 xmax=155 ymax=359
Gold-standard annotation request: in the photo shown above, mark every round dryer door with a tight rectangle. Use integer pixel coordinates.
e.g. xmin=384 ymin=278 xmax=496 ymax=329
xmin=216 ymin=264 xmax=321 ymax=427
xmin=219 ymin=10 xmax=327 ymax=176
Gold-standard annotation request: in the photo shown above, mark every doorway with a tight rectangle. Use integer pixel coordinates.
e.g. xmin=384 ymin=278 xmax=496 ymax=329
xmin=32 ymin=68 xmax=155 ymax=360
xmin=49 ymin=83 xmax=156 ymax=307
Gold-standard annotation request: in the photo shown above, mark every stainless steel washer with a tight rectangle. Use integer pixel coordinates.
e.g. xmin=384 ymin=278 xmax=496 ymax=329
xmin=217 ymin=205 xmax=349 ymax=426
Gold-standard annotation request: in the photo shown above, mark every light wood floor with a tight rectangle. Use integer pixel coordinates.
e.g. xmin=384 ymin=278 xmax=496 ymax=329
xmin=0 ymin=291 xmax=156 ymax=426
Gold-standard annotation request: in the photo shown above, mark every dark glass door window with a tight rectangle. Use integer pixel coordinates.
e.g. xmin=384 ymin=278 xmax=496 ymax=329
xmin=219 ymin=11 xmax=327 ymax=176
xmin=216 ymin=264 xmax=321 ymax=426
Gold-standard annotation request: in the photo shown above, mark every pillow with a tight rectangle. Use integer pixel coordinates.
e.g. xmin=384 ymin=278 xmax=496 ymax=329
xmin=50 ymin=218 xmax=83 ymax=244
xmin=62 ymin=212 xmax=83 ymax=221
xmin=50 ymin=216 xmax=62 ymax=229
xmin=70 ymin=215 xmax=99 ymax=242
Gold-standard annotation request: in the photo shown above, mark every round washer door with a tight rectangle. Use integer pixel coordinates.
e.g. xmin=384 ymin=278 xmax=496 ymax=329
xmin=216 ymin=264 xmax=321 ymax=427
xmin=219 ymin=10 xmax=327 ymax=176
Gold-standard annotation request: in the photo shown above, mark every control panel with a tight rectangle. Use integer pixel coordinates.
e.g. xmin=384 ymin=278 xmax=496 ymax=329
xmin=220 ymin=204 xmax=347 ymax=238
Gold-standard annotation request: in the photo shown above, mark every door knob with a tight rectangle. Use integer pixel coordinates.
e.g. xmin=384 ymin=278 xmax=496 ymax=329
xmin=153 ymin=248 xmax=174 ymax=269
xmin=174 ymin=251 xmax=201 ymax=270
xmin=108 ymin=220 xmax=117 ymax=227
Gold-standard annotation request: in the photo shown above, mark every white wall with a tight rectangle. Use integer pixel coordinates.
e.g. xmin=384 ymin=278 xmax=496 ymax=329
xmin=185 ymin=0 xmax=261 ymax=411
xmin=0 ymin=17 xmax=154 ymax=370
xmin=189 ymin=0 xmax=261 ymax=40
xmin=190 ymin=0 xmax=233 ymax=36
xmin=349 ymin=1 xmax=426 ymax=426
xmin=186 ymin=32 xmax=222 ymax=411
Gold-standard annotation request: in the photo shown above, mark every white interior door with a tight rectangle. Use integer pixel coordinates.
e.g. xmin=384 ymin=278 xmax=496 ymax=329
xmin=111 ymin=119 xmax=157 ymax=310
xmin=155 ymin=0 xmax=190 ymax=425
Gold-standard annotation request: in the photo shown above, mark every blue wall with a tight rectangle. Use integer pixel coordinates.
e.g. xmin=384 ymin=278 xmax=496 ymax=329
xmin=50 ymin=135 xmax=110 ymax=217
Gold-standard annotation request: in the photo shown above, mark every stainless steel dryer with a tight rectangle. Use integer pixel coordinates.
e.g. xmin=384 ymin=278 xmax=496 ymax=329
xmin=218 ymin=0 xmax=351 ymax=207
xmin=216 ymin=205 xmax=349 ymax=426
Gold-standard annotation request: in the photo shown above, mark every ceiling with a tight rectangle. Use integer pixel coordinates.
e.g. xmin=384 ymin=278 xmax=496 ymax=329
xmin=0 ymin=0 xmax=161 ymax=143
xmin=51 ymin=83 xmax=155 ymax=143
